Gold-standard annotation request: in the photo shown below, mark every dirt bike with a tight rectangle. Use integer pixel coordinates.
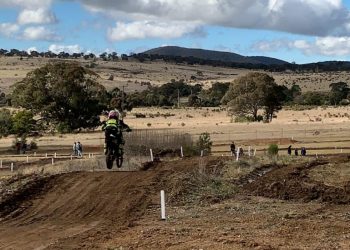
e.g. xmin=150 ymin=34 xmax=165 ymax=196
xmin=105 ymin=133 xmax=124 ymax=169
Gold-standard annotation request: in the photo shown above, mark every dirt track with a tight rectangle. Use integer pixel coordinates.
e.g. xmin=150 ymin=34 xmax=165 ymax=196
xmin=0 ymin=169 xmax=163 ymax=249
xmin=1 ymin=156 xmax=350 ymax=249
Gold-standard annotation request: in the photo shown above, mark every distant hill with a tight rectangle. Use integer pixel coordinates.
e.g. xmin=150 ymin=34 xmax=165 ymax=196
xmin=143 ymin=46 xmax=289 ymax=66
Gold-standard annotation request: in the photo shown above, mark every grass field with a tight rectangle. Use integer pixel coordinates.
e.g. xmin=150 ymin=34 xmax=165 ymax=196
xmin=1 ymin=56 xmax=347 ymax=94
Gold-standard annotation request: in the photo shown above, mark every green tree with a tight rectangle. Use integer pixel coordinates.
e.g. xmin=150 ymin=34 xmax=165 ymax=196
xmin=108 ymin=87 xmax=133 ymax=112
xmin=222 ymin=72 xmax=284 ymax=121
xmin=200 ymin=82 xmax=229 ymax=106
xmin=12 ymin=110 xmax=37 ymax=136
xmin=264 ymin=85 xmax=287 ymax=122
xmin=0 ymin=89 xmax=6 ymax=106
xmin=294 ymin=91 xmax=328 ymax=105
xmin=11 ymin=62 xmax=108 ymax=132
xmin=0 ymin=109 xmax=13 ymax=137
xmin=329 ymin=82 xmax=349 ymax=105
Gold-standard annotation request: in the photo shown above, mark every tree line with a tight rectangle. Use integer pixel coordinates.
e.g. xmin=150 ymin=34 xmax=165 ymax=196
xmin=3 ymin=47 xmax=350 ymax=72
xmin=0 ymin=48 xmax=129 ymax=61
xmin=0 ymin=62 xmax=349 ymax=140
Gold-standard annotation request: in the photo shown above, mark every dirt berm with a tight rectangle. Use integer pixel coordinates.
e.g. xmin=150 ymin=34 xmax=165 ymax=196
xmin=0 ymin=158 xmax=198 ymax=249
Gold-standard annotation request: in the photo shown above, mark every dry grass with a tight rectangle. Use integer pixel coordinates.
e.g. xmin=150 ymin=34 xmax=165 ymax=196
xmin=1 ymin=56 xmax=349 ymax=94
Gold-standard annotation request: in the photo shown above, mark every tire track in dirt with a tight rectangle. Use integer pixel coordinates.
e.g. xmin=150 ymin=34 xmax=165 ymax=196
xmin=0 ymin=168 xmax=162 ymax=249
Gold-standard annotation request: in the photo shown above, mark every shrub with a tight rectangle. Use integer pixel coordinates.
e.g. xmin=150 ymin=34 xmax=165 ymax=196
xmin=0 ymin=109 xmax=13 ymax=137
xmin=267 ymin=144 xmax=279 ymax=156
xmin=57 ymin=122 xmax=72 ymax=133
xmin=234 ymin=115 xmax=263 ymax=123
xmin=30 ymin=140 xmax=38 ymax=149
xmin=196 ymin=132 xmax=212 ymax=153
xmin=134 ymin=113 xmax=146 ymax=118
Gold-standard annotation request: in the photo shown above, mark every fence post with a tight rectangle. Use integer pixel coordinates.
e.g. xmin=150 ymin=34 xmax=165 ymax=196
xmin=0 ymin=160 xmax=2 ymax=168
xmin=248 ymin=146 xmax=251 ymax=157
xmin=160 ymin=190 xmax=166 ymax=220
xmin=52 ymin=158 xmax=54 ymax=165
xmin=26 ymin=155 xmax=29 ymax=163
xmin=254 ymin=149 xmax=257 ymax=156
xmin=45 ymin=153 xmax=48 ymax=158
xmin=10 ymin=163 xmax=14 ymax=172
xmin=236 ymin=147 xmax=240 ymax=161
xmin=180 ymin=146 xmax=184 ymax=158
xmin=150 ymin=149 xmax=154 ymax=162
xmin=201 ymin=150 xmax=204 ymax=157
xmin=70 ymin=155 xmax=73 ymax=160
xmin=54 ymin=152 xmax=57 ymax=158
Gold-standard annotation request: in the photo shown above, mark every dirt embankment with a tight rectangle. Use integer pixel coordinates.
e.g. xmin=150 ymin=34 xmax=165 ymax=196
xmin=0 ymin=157 xmax=209 ymax=249
xmin=0 ymin=169 xmax=163 ymax=249
xmin=243 ymin=155 xmax=350 ymax=204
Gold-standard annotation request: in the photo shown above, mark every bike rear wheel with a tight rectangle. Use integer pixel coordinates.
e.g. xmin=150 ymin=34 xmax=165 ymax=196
xmin=116 ymin=144 xmax=123 ymax=168
xmin=116 ymin=155 xmax=123 ymax=168
xmin=106 ymin=148 xmax=115 ymax=169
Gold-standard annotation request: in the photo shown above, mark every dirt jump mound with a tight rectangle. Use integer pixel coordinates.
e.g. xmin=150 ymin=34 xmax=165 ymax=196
xmin=243 ymin=156 xmax=350 ymax=204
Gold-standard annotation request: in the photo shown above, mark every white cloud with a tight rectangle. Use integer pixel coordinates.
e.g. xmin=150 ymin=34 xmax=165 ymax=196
xmin=252 ymin=36 xmax=350 ymax=56
xmin=18 ymin=8 xmax=57 ymax=25
xmin=0 ymin=22 xmax=19 ymax=37
xmin=27 ymin=47 xmax=37 ymax=53
xmin=79 ymin=0 xmax=350 ymax=37
xmin=0 ymin=0 xmax=52 ymax=9
xmin=48 ymin=44 xmax=82 ymax=54
xmin=22 ymin=26 xmax=61 ymax=41
xmin=107 ymin=21 xmax=202 ymax=41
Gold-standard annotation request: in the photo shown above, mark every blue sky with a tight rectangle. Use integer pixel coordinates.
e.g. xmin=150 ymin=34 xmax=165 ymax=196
xmin=1 ymin=0 xmax=350 ymax=64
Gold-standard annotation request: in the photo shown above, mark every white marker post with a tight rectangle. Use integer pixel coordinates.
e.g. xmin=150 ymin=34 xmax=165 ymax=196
xmin=180 ymin=146 xmax=184 ymax=158
xmin=45 ymin=153 xmax=48 ymax=158
xmin=254 ymin=149 xmax=257 ymax=156
xmin=248 ymin=146 xmax=251 ymax=157
xmin=54 ymin=152 xmax=57 ymax=158
xmin=10 ymin=163 xmax=14 ymax=172
xmin=201 ymin=150 xmax=204 ymax=157
xmin=236 ymin=147 xmax=240 ymax=161
xmin=70 ymin=155 xmax=73 ymax=160
xmin=150 ymin=149 xmax=154 ymax=162
xmin=160 ymin=190 xmax=166 ymax=220
xmin=52 ymin=158 xmax=54 ymax=165
xmin=0 ymin=160 xmax=2 ymax=168
xmin=88 ymin=153 xmax=91 ymax=159
xmin=26 ymin=155 xmax=29 ymax=163
xmin=92 ymin=153 xmax=94 ymax=158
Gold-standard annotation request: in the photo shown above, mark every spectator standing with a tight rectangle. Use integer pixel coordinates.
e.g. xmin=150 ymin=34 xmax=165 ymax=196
xmin=77 ymin=142 xmax=83 ymax=157
xmin=22 ymin=143 xmax=27 ymax=154
xmin=287 ymin=145 xmax=292 ymax=155
xmin=73 ymin=142 xmax=77 ymax=156
xmin=295 ymin=148 xmax=299 ymax=156
xmin=239 ymin=147 xmax=244 ymax=157
xmin=301 ymin=147 xmax=306 ymax=156
xmin=230 ymin=141 xmax=236 ymax=156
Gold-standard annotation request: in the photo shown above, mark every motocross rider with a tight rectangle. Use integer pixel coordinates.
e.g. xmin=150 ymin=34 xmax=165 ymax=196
xmin=102 ymin=110 xmax=131 ymax=155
